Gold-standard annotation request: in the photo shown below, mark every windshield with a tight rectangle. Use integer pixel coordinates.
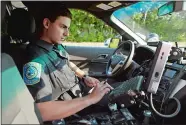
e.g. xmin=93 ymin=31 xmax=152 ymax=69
xmin=113 ymin=1 xmax=186 ymax=43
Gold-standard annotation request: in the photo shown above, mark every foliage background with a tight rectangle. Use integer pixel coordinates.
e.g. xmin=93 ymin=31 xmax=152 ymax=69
xmin=67 ymin=9 xmax=117 ymax=42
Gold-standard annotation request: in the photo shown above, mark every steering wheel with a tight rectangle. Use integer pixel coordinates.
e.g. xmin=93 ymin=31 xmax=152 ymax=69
xmin=106 ymin=40 xmax=135 ymax=77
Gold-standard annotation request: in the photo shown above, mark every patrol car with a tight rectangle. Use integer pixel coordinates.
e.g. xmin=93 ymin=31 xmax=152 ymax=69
xmin=1 ymin=1 xmax=186 ymax=124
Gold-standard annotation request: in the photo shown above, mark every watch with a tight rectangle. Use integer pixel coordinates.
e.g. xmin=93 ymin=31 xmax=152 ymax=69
xmin=82 ymin=75 xmax=88 ymax=82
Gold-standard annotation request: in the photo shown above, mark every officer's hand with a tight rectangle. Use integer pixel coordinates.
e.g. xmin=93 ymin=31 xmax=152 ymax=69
xmin=84 ymin=76 xmax=100 ymax=88
xmin=88 ymin=82 xmax=113 ymax=104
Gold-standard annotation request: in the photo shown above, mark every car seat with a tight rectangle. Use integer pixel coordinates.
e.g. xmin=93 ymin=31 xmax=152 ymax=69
xmin=2 ymin=53 xmax=42 ymax=124
xmin=2 ymin=8 xmax=36 ymax=75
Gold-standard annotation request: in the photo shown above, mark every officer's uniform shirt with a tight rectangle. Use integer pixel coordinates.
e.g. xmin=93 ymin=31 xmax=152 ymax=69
xmin=23 ymin=40 xmax=82 ymax=103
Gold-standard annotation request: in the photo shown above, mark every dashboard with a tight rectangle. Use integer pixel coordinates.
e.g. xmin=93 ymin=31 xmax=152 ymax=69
xmin=65 ymin=42 xmax=186 ymax=125
xmin=157 ymin=62 xmax=186 ymax=100
xmin=132 ymin=44 xmax=186 ymax=101
xmin=66 ymin=62 xmax=186 ymax=125
xmin=115 ymin=42 xmax=186 ymax=124
xmin=116 ymin=43 xmax=155 ymax=65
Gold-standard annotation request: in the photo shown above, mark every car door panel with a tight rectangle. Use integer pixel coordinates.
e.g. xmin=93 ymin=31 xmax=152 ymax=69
xmin=65 ymin=46 xmax=115 ymax=74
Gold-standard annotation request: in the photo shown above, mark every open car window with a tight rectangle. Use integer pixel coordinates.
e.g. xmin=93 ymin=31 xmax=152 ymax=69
xmin=63 ymin=9 xmax=117 ymax=47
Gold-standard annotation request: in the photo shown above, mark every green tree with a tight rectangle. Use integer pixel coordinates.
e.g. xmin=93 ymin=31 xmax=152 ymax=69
xmin=67 ymin=9 xmax=117 ymax=42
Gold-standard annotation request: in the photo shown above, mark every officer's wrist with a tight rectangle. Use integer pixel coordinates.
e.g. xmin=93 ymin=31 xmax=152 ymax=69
xmin=85 ymin=95 xmax=94 ymax=105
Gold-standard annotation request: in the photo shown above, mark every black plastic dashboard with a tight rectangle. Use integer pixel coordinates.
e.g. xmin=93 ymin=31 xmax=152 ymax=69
xmin=133 ymin=46 xmax=155 ymax=65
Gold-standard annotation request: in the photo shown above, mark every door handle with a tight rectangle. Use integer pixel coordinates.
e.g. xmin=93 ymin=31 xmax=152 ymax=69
xmin=91 ymin=54 xmax=109 ymax=63
xmin=97 ymin=54 xmax=109 ymax=59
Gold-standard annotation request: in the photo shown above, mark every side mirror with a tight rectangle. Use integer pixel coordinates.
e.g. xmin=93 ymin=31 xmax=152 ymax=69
xmin=109 ymin=38 xmax=120 ymax=48
xmin=104 ymin=38 xmax=112 ymax=47
xmin=158 ymin=1 xmax=186 ymax=16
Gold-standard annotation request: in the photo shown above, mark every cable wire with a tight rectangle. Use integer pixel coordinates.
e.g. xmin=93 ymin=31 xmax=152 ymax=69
xmin=150 ymin=93 xmax=181 ymax=118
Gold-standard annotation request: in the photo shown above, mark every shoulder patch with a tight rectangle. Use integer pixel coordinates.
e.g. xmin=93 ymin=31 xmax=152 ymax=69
xmin=23 ymin=62 xmax=42 ymax=85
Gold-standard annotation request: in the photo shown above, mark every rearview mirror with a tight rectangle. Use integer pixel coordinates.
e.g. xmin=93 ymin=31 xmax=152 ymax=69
xmin=158 ymin=1 xmax=186 ymax=16
xmin=158 ymin=2 xmax=174 ymax=16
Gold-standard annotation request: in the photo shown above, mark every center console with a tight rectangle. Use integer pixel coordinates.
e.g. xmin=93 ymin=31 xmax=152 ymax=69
xmin=66 ymin=106 xmax=139 ymax=125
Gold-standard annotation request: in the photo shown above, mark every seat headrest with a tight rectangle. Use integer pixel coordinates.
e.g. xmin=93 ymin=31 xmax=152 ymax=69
xmin=7 ymin=8 xmax=35 ymax=41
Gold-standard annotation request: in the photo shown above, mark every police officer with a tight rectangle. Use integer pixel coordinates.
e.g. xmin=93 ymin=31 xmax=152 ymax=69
xmin=23 ymin=4 xmax=113 ymax=122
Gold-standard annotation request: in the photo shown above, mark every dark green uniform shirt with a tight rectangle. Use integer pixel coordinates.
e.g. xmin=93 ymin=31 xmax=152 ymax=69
xmin=23 ymin=40 xmax=82 ymax=102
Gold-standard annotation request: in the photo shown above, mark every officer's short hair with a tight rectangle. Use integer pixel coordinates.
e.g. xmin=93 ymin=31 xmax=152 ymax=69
xmin=41 ymin=5 xmax=72 ymax=22
xmin=36 ymin=4 xmax=72 ymax=37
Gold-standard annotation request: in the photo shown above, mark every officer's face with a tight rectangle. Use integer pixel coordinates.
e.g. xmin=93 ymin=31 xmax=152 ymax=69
xmin=45 ymin=16 xmax=71 ymax=44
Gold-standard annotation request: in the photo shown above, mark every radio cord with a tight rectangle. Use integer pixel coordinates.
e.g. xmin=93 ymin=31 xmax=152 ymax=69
xmin=150 ymin=93 xmax=181 ymax=118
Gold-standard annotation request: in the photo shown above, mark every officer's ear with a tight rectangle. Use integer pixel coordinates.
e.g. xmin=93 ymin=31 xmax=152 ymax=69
xmin=43 ymin=18 xmax=50 ymax=29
